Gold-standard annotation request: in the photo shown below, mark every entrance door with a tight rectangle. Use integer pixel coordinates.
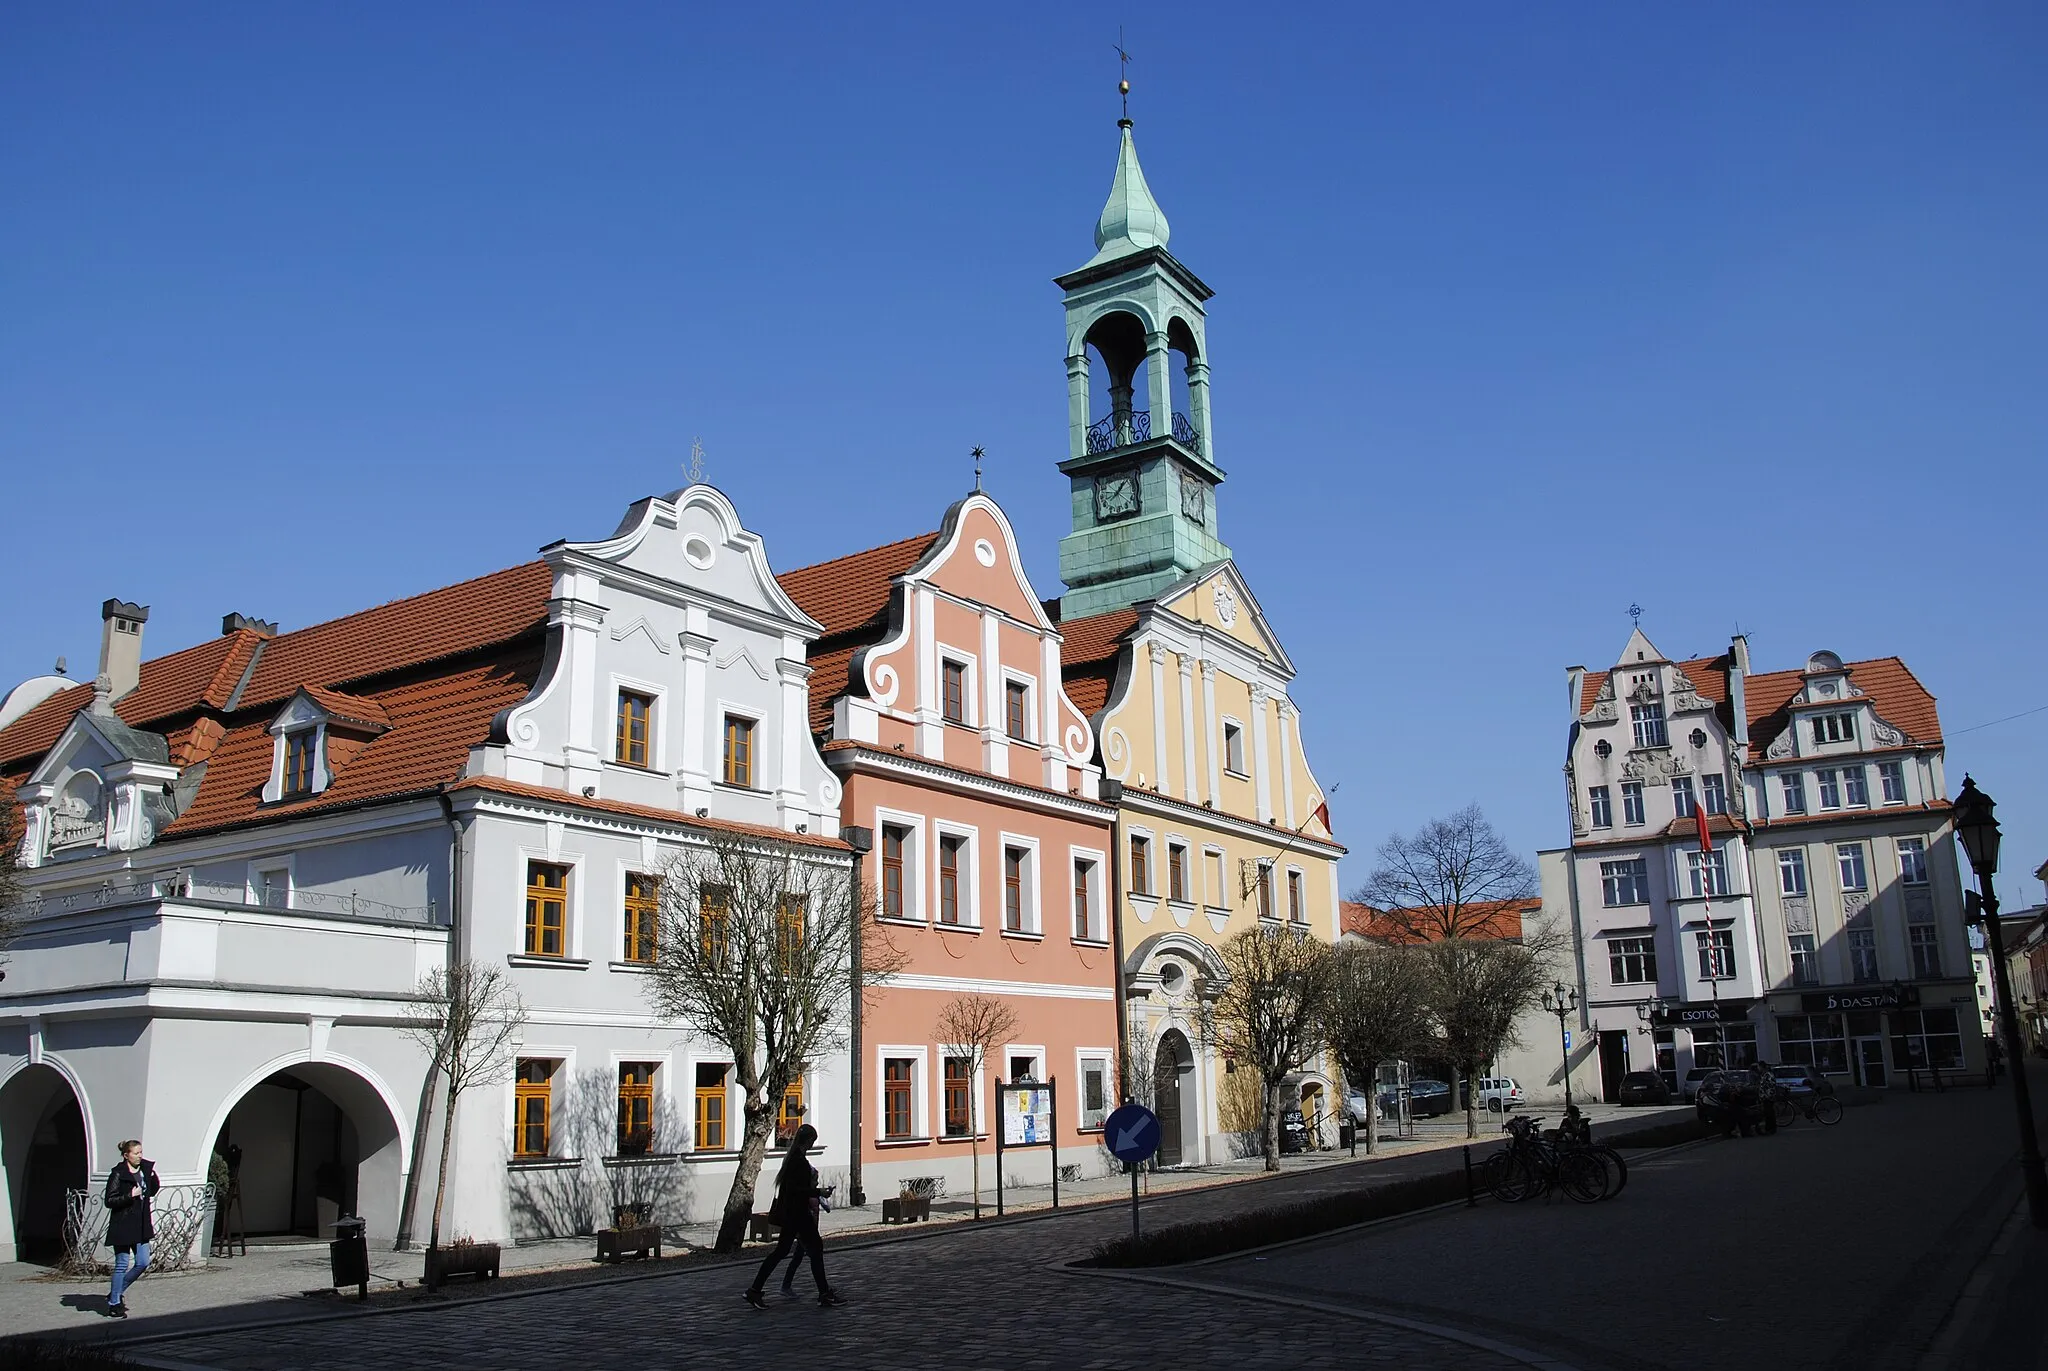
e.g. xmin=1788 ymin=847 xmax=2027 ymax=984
xmin=1153 ymin=1037 xmax=1184 ymax=1167
xmin=1854 ymin=1037 xmax=1888 ymax=1088
xmin=1598 ymin=1031 xmax=1629 ymax=1104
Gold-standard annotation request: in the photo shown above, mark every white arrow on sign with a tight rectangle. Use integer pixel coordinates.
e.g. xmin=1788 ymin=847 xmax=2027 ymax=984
xmin=1113 ymin=1122 xmax=1147 ymax=1155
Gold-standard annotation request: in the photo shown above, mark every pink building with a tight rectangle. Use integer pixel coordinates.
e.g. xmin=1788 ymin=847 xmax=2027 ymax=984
xmin=779 ymin=492 xmax=1120 ymax=1201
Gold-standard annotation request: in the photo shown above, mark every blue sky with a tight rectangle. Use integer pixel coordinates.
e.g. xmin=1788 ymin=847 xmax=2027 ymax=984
xmin=5 ymin=5 xmax=2045 ymax=895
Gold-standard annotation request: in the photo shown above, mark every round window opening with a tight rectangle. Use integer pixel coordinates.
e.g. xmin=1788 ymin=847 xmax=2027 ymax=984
xmin=1594 ymin=739 xmax=1612 ymax=758
xmin=1690 ymin=728 xmax=1708 ymax=748
xmin=683 ymin=536 xmax=716 ymax=569
xmin=1158 ymin=962 xmax=1186 ymax=992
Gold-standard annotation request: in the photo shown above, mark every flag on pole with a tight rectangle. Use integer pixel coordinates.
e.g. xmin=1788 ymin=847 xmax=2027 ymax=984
xmin=1695 ymin=802 xmax=1713 ymax=854
xmin=1311 ymin=799 xmax=1331 ymax=834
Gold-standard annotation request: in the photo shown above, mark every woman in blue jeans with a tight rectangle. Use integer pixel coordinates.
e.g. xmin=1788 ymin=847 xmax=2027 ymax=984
xmin=103 ymin=1139 xmax=159 ymax=1317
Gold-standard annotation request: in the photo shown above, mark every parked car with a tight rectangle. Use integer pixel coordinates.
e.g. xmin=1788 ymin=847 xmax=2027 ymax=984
xmin=1473 ymin=1077 xmax=1525 ymax=1112
xmin=1770 ymin=1063 xmax=1836 ymax=1096
xmin=1279 ymin=1109 xmax=1310 ymax=1153
xmin=1679 ymin=1067 xmax=1721 ymax=1103
xmin=1345 ymin=1093 xmax=1375 ymax=1125
xmin=1381 ymin=1078 xmax=1455 ymax=1117
xmin=1618 ymin=1071 xmax=1673 ymax=1105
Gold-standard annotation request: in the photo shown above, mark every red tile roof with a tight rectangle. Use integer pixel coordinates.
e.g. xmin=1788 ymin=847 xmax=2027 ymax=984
xmin=1053 ymin=608 xmax=1139 ymax=720
xmin=776 ymin=532 xmax=937 ymax=641
xmin=1578 ymin=652 xmax=1942 ymax=757
xmin=1341 ymin=898 xmax=1536 ymax=944
xmin=448 ymin=776 xmax=851 ymax=851
xmin=0 ymin=632 xmax=264 ymax=768
xmin=298 ymin=686 xmax=392 ymax=732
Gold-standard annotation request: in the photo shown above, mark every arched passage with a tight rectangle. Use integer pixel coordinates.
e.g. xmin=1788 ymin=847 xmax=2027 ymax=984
xmin=0 ymin=1065 xmax=90 ymax=1263
xmin=210 ymin=1063 xmax=404 ymax=1244
xmin=1152 ymin=1029 xmax=1196 ymax=1167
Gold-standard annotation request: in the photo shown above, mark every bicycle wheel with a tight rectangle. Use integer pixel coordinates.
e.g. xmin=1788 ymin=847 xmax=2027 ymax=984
xmin=1812 ymin=1096 xmax=1843 ymax=1125
xmin=1490 ymin=1151 xmax=1543 ymax=1203
xmin=1594 ymin=1145 xmax=1629 ymax=1196
xmin=1558 ymin=1150 xmax=1610 ymax=1204
xmin=1773 ymin=1097 xmax=1797 ymax=1128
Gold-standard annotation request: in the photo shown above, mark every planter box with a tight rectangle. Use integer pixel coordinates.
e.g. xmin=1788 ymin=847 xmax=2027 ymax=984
xmin=882 ymin=1194 xmax=930 ymax=1224
xmin=424 ymin=1242 xmax=501 ymax=1289
xmin=596 ymin=1224 xmax=662 ymax=1263
xmin=748 ymin=1213 xmax=782 ymax=1243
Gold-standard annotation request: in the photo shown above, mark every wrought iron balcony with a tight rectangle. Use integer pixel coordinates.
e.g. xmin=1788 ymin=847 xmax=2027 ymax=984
xmin=1086 ymin=409 xmax=1203 ymax=456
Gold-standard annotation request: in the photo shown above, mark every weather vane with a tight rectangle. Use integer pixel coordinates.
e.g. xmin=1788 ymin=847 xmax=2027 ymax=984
xmin=1628 ymin=603 xmax=1643 ymax=627
xmin=1114 ymin=28 xmax=1131 ymax=120
xmin=972 ymin=445 xmax=986 ymax=491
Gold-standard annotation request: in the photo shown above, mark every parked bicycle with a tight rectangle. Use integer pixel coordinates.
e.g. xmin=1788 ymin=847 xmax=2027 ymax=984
xmin=1771 ymin=1088 xmax=1843 ymax=1127
xmin=1549 ymin=1106 xmax=1630 ymax=1195
xmin=1481 ymin=1116 xmax=1609 ymax=1204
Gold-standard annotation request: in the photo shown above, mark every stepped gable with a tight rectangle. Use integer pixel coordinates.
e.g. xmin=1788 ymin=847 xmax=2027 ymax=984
xmin=775 ymin=530 xmax=940 ymax=736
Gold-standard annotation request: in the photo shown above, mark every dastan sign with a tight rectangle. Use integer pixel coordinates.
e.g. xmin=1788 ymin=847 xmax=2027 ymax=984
xmin=1799 ymin=986 xmax=1920 ymax=1013
xmin=1650 ymin=999 xmax=1755 ymax=1028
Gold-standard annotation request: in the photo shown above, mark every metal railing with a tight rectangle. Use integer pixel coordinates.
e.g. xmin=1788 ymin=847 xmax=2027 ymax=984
xmin=1085 ymin=409 xmax=1203 ymax=456
xmin=14 ymin=875 xmax=436 ymax=924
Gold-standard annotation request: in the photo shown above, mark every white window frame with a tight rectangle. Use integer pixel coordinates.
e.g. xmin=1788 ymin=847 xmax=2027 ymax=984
xmin=1000 ymin=670 xmax=1037 ymax=744
xmin=1700 ymin=774 xmax=1727 ymax=816
xmin=1896 ymin=837 xmax=1928 ymax=887
xmin=875 ymin=1044 xmax=929 ymax=1143
xmin=608 ymin=673 xmax=669 ymax=773
xmin=874 ymin=806 xmax=927 ymax=924
xmin=1811 ymin=712 xmax=1856 ymax=745
xmin=1069 ymin=844 xmax=1108 ymax=943
xmin=1686 ymin=846 xmax=1729 ymax=899
xmin=1879 ymin=760 xmax=1907 ymax=805
xmin=1909 ymin=924 xmax=1942 ymax=978
xmin=1001 ymin=1043 xmax=1047 ymax=1084
xmin=1620 ymin=781 xmax=1646 ymax=826
xmin=1788 ymin=934 xmax=1819 ymax=987
xmin=933 ymin=820 xmax=980 ymax=928
xmin=1695 ymin=928 xmax=1735 ymax=981
xmin=1220 ymin=717 xmax=1248 ymax=777
xmin=1816 ymin=768 xmax=1841 ymax=810
xmin=936 ymin=647 xmax=977 ymax=727
xmin=1600 ymin=858 xmax=1649 ymax=907
xmin=1607 ymin=935 xmax=1657 ymax=985
xmin=1836 ymin=843 xmax=1868 ymax=892
xmin=1589 ymin=785 xmax=1613 ymax=829
xmin=1848 ymin=927 xmax=1880 ymax=982
xmin=1204 ymin=845 xmax=1229 ymax=911
xmin=1781 ymin=772 xmax=1807 ymax=815
xmin=1631 ymin=702 xmax=1668 ymax=748
xmin=1778 ymin=848 xmax=1808 ymax=897
xmin=1671 ymin=775 xmax=1696 ymax=819
xmin=249 ymin=856 xmax=295 ymax=911
xmin=998 ymin=832 xmax=1042 ymax=936
xmin=1842 ymin=765 xmax=1869 ymax=808
xmin=1075 ymin=1049 xmax=1116 ymax=1131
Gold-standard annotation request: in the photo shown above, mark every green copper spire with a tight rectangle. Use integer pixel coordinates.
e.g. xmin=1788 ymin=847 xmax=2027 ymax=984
xmin=1086 ymin=120 xmax=1171 ymax=267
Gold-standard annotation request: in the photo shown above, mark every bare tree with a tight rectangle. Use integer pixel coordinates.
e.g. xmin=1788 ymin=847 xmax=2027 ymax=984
xmin=641 ymin=832 xmax=900 ymax=1252
xmin=1323 ymin=941 xmax=1433 ymax=1154
xmin=1418 ymin=936 xmax=1548 ymax=1138
xmin=1355 ymin=804 xmax=1544 ymax=945
xmin=1204 ymin=926 xmax=1335 ymax=1172
xmin=0 ymin=812 xmax=25 ymax=974
xmin=400 ymin=960 xmax=528 ymax=1252
xmin=932 ymin=993 xmax=1018 ymax=1220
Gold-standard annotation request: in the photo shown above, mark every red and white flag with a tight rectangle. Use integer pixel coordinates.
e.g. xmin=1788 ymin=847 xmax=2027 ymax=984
xmin=1695 ymin=802 xmax=1713 ymax=854
xmin=1311 ymin=799 xmax=1332 ymax=834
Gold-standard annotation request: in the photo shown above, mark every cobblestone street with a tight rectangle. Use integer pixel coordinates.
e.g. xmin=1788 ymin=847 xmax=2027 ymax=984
xmin=24 ymin=1091 xmax=2037 ymax=1370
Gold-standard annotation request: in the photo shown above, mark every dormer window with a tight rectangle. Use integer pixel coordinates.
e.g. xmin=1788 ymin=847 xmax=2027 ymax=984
xmin=284 ymin=730 xmax=318 ymax=796
xmin=1811 ymin=712 xmax=1856 ymax=745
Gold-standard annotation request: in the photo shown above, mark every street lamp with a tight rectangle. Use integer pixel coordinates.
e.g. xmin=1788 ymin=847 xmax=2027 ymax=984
xmin=1953 ymin=776 xmax=2048 ymax=1229
xmin=1543 ymin=981 xmax=1580 ymax=1112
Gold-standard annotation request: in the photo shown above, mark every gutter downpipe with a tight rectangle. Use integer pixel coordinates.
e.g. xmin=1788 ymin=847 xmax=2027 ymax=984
xmin=841 ymin=824 xmax=874 ymax=1209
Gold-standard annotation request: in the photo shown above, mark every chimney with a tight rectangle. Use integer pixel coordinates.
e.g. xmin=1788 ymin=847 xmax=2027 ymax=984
xmin=99 ymin=599 xmax=149 ymax=702
xmin=1728 ymin=634 xmax=1751 ymax=750
xmin=222 ymin=612 xmax=279 ymax=639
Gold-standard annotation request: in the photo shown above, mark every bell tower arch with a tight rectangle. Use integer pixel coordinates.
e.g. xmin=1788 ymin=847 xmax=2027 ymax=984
xmin=1056 ymin=118 xmax=1230 ymax=620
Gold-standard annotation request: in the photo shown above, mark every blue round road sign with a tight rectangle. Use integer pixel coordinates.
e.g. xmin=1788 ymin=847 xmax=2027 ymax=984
xmin=1104 ymin=1103 xmax=1160 ymax=1164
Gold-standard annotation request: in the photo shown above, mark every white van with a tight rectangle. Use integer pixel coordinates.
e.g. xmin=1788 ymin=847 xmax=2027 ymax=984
xmin=1475 ymin=1077 xmax=1525 ymax=1112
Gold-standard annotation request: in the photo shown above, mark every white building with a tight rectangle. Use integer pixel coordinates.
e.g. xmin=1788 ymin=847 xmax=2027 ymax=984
xmin=0 ymin=485 xmax=851 ymax=1260
xmin=1546 ymin=628 xmax=1983 ymax=1101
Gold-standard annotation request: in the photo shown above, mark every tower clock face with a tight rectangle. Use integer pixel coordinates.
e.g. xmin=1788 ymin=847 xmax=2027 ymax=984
xmin=1179 ymin=471 xmax=1205 ymax=524
xmin=1095 ymin=470 xmax=1141 ymax=521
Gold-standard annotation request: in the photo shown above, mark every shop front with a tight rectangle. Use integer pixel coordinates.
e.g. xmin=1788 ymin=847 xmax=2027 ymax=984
xmin=1647 ymin=999 xmax=1759 ymax=1091
xmin=1767 ymin=983 xmax=1983 ymax=1088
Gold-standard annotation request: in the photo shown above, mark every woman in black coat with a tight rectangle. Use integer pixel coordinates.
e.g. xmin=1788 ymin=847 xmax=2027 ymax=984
xmin=743 ymin=1124 xmax=841 ymax=1308
xmin=103 ymin=1139 xmax=160 ymax=1317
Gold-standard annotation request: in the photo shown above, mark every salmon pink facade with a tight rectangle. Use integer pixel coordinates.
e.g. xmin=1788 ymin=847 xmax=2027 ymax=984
xmin=779 ymin=493 xmax=1120 ymax=1199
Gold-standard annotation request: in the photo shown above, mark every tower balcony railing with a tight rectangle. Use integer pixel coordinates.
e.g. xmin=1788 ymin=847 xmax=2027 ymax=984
xmin=1086 ymin=409 xmax=1203 ymax=456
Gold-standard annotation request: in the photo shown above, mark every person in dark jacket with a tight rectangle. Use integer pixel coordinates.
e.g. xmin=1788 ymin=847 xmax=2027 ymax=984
xmin=103 ymin=1139 xmax=160 ymax=1317
xmin=744 ymin=1124 xmax=841 ymax=1308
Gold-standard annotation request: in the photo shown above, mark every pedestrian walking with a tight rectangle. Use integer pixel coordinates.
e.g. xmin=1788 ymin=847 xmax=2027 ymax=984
xmin=103 ymin=1139 xmax=160 ymax=1318
xmin=780 ymin=1155 xmax=832 ymax=1297
xmin=744 ymin=1124 xmax=841 ymax=1309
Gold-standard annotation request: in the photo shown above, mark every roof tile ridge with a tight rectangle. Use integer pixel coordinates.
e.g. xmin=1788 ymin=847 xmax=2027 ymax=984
xmin=203 ymin=631 xmax=265 ymax=708
xmin=265 ymin=559 xmax=550 ymax=646
xmin=775 ymin=529 xmax=941 ymax=581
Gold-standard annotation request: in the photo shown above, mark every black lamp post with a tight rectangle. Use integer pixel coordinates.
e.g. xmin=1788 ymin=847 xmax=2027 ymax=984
xmin=1543 ymin=981 xmax=1580 ymax=1111
xmin=1953 ymin=776 xmax=2048 ymax=1229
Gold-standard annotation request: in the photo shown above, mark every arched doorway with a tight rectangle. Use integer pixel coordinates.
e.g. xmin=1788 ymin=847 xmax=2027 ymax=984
xmin=211 ymin=1064 xmax=404 ymax=1243
xmin=1152 ymin=1031 xmax=1194 ymax=1167
xmin=0 ymin=1065 xmax=90 ymax=1263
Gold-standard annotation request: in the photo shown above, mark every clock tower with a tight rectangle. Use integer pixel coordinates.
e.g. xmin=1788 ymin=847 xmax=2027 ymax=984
xmin=1056 ymin=116 xmax=1230 ymax=620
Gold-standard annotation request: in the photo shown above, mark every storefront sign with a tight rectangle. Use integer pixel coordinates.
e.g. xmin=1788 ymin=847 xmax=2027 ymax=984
xmin=1799 ymin=986 xmax=1920 ymax=1013
xmin=1650 ymin=999 xmax=1755 ymax=1027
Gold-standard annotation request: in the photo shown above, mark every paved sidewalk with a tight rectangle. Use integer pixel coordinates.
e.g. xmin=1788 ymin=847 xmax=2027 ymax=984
xmin=4 ymin=1103 xmax=1664 ymax=1343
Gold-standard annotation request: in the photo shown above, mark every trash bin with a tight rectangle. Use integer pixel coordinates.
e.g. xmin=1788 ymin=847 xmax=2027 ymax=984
xmin=329 ymin=1216 xmax=369 ymax=1297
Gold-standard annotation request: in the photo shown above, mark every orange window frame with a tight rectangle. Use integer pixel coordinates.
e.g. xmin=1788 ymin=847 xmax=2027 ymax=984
xmin=776 ymin=1076 xmax=805 ymax=1145
xmin=525 ymin=862 xmax=568 ymax=957
xmin=616 ymin=691 xmax=651 ymax=766
xmin=723 ymin=715 xmax=754 ymax=787
xmin=617 ymin=1063 xmax=655 ymax=1155
xmin=695 ymin=1064 xmax=729 ymax=1151
xmin=623 ymin=872 xmax=658 ymax=963
xmin=699 ymin=886 xmax=731 ymax=962
xmin=776 ymin=895 xmax=806 ymax=974
xmin=514 ymin=1060 xmax=554 ymax=1157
